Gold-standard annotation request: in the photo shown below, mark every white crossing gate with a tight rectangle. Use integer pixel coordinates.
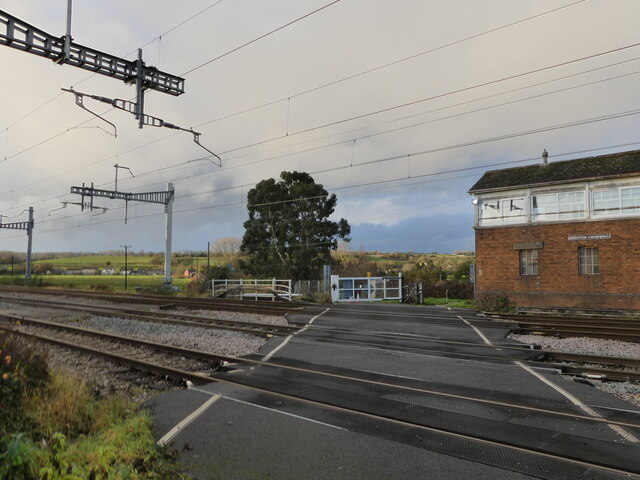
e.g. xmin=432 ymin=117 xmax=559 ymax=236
xmin=210 ymin=278 xmax=292 ymax=301
xmin=330 ymin=275 xmax=402 ymax=303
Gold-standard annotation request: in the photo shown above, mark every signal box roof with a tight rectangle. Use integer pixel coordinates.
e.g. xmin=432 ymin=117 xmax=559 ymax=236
xmin=469 ymin=149 xmax=640 ymax=194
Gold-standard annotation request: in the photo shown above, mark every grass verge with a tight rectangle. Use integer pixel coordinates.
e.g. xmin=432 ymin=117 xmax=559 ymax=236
xmin=0 ymin=332 xmax=187 ymax=479
xmin=423 ymin=297 xmax=474 ymax=309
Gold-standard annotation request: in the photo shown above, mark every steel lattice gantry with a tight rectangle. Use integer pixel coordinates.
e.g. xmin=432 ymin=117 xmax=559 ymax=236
xmin=0 ymin=9 xmax=184 ymax=96
xmin=70 ymin=184 xmax=175 ymax=285
xmin=0 ymin=207 xmax=34 ymax=278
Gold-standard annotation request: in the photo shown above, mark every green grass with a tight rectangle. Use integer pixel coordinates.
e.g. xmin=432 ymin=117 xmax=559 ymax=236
xmin=423 ymin=297 xmax=474 ymax=309
xmin=28 ymin=255 xmax=209 ymax=270
xmin=0 ymin=333 xmax=188 ymax=479
xmin=33 ymin=255 xmax=155 ymax=267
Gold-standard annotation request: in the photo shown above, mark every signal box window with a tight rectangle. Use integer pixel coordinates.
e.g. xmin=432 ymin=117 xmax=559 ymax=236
xmin=578 ymin=247 xmax=599 ymax=275
xmin=520 ymin=249 xmax=538 ymax=276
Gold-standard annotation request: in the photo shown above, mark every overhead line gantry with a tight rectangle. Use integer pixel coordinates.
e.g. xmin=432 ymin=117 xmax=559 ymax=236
xmin=0 ymin=207 xmax=34 ymax=278
xmin=0 ymin=8 xmax=184 ymax=124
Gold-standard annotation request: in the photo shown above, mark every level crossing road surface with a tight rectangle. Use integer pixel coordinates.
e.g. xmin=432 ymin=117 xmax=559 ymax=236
xmin=148 ymin=304 xmax=640 ymax=480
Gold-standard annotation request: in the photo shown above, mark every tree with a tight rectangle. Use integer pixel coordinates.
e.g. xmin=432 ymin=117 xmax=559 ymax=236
xmin=241 ymin=171 xmax=350 ymax=280
xmin=210 ymin=237 xmax=242 ymax=255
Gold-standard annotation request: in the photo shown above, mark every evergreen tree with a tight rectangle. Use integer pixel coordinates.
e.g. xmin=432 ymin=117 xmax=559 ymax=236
xmin=241 ymin=171 xmax=350 ymax=280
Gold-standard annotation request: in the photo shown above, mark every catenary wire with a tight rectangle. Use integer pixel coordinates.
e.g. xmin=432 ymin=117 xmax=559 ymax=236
xmin=11 ymin=139 xmax=640 ymax=241
xmin=0 ymin=0 xmax=226 ymax=134
xmin=1 ymin=9 xmax=640 ymax=229
xmin=3 ymin=95 xmax=640 ymax=219
xmin=0 ymin=1 xmax=601 ymax=169
xmin=3 ymin=46 xmax=640 ymax=200
xmin=180 ymin=0 xmax=342 ymax=76
xmin=86 ymin=104 xmax=640 ymax=202
xmin=189 ymin=1 xmax=588 ymax=129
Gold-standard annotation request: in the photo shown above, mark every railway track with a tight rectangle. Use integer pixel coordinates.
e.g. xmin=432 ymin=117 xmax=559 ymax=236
xmin=491 ymin=312 xmax=640 ymax=342
xmin=2 ymin=290 xmax=637 ymax=381
xmin=300 ymin=323 xmax=640 ymax=382
xmin=3 ymin=299 xmax=638 ymax=383
xmin=3 ymin=313 xmax=640 ymax=479
xmin=0 ymin=285 xmax=304 ymax=316
xmin=0 ymin=294 xmax=299 ymax=337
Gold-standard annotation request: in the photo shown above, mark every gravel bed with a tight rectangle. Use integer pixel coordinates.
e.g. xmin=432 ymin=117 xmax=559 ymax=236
xmin=81 ymin=315 xmax=267 ymax=357
xmin=509 ymin=333 xmax=640 ymax=359
xmin=0 ymin=291 xmax=108 ymax=307
xmin=164 ymin=307 xmax=287 ymax=326
xmin=510 ymin=333 xmax=640 ymax=407
xmin=1 ymin=293 xmax=282 ymax=400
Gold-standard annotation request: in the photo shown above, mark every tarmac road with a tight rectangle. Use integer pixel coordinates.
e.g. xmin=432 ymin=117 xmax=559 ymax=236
xmin=148 ymin=303 xmax=640 ymax=480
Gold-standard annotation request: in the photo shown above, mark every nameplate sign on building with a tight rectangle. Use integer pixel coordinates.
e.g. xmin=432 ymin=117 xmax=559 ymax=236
xmin=567 ymin=234 xmax=611 ymax=241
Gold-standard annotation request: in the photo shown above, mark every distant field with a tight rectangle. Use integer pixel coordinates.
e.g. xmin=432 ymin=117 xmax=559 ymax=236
xmin=28 ymin=255 xmax=210 ymax=271
xmin=33 ymin=255 xmax=156 ymax=268
xmin=0 ymin=275 xmax=193 ymax=291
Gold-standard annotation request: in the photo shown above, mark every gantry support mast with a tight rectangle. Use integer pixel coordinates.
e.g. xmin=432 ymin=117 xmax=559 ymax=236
xmin=70 ymin=184 xmax=175 ymax=285
xmin=0 ymin=207 xmax=34 ymax=278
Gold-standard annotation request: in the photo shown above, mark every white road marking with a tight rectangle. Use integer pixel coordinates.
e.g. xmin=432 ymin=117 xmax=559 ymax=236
xmin=220 ymin=395 xmax=347 ymax=430
xmin=458 ymin=316 xmax=495 ymax=347
xmin=262 ymin=307 xmax=329 ymax=361
xmin=459 ymin=315 xmax=639 ymax=443
xmin=514 ymin=361 xmax=639 ymax=443
xmin=157 ymin=394 xmax=221 ymax=446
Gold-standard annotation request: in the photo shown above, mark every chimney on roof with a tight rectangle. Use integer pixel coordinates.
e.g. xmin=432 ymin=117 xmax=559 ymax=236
xmin=542 ymin=148 xmax=548 ymax=165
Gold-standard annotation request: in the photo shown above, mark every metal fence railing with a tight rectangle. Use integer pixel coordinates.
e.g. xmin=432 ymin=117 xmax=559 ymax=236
xmin=210 ymin=278 xmax=292 ymax=301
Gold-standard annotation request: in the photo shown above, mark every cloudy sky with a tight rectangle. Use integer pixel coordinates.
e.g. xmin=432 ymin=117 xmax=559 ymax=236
xmin=1 ymin=0 xmax=639 ymax=254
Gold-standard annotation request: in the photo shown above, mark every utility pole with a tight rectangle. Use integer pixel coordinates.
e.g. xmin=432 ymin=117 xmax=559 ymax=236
xmin=207 ymin=241 xmax=210 ymax=267
xmin=120 ymin=244 xmax=131 ymax=290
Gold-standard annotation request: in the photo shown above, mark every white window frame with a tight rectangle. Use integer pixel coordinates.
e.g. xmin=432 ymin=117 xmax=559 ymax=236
xmin=531 ymin=191 xmax=585 ymax=222
xmin=591 ymin=185 xmax=640 ymax=218
xmin=519 ymin=249 xmax=539 ymax=276
xmin=479 ymin=197 xmax=526 ymax=225
xmin=578 ymin=247 xmax=599 ymax=275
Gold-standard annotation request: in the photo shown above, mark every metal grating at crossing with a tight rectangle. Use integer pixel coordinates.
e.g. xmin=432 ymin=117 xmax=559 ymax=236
xmin=213 ymin=383 xmax=635 ymax=480
xmin=217 ymin=363 xmax=640 ymax=477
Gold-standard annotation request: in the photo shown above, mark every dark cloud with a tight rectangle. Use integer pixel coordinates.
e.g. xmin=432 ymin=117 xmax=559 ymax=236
xmin=348 ymin=212 xmax=474 ymax=253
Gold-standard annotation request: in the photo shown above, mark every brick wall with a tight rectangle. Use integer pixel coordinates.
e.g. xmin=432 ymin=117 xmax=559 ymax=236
xmin=475 ymin=218 xmax=640 ymax=310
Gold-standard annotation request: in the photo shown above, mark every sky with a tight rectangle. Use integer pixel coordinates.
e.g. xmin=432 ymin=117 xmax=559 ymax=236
xmin=1 ymin=0 xmax=640 ymax=254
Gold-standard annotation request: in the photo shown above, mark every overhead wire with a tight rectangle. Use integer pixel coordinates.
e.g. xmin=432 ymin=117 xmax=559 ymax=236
xmin=188 ymin=0 xmax=588 ymax=130
xmin=1 ymin=2 xmax=640 ymax=244
xmin=0 ymin=0 xmax=596 ymax=169
xmin=4 ymin=42 xmax=640 ymax=200
xmin=0 ymin=0 xmax=226 ymax=145
xmin=0 ymin=0 xmax=343 ymax=169
xmin=3 ymin=62 xmax=640 ymax=217
xmin=14 ymin=138 xmax=640 ymax=241
xmin=180 ymin=0 xmax=342 ymax=76
xmin=81 ymin=62 xmax=640 ymax=197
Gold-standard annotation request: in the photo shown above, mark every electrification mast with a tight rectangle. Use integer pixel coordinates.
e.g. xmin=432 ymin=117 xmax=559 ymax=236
xmin=0 ymin=207 xmax=34 ymax=278
xmin=70 ymin=183 xmax=175 ymax=285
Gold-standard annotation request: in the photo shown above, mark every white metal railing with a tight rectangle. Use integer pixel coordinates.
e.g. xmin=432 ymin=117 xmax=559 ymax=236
xmin=210 ymin=278 xmax=292 ymax=301
xmin=330 ymin=275 xmax=402 ymax=302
